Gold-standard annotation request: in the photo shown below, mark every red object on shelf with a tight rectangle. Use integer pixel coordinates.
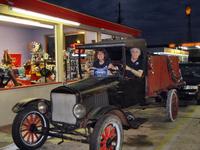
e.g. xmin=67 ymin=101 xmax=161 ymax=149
xmin=74 ymin=49 xmax=85 ymax=54
xmin=30 ymin=74 xmax=41 ymax=81
xmin=10 ymin=54 xmax=21 ymax=67
xmin=16 ymin=78 xmax=32 ymax=86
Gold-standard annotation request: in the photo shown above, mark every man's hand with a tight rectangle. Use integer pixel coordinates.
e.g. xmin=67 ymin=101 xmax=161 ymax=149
xmin=126 ymin=65 xmax=132 ymax=71
xmin=114 ymin=66 xmax=119 ymax=70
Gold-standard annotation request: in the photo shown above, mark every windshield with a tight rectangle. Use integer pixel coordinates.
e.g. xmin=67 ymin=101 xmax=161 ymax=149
xmin=72 ymin=49 xmax=122 ymax=80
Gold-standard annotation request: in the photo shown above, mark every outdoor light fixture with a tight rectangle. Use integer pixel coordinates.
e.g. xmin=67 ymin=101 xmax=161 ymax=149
xmin=185 ymin=5 xmax=192 ymax=16
xmin=12 ymin=7 xmax=80 ymax=26
xmin=0 ymin=15 xmax=54 ymax=29
xmin=169 ymin=43 xmax=176 ymax=48
xmin=185 ymin=3 xmax=192 ymax=41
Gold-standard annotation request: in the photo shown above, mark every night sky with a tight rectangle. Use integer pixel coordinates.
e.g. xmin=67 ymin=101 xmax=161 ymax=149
xmin=44 ymin=0 xmax=200 ymax=45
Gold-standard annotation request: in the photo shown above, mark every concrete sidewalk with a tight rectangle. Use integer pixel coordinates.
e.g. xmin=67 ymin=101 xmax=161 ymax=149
xmin=0 ymin=105 xmax=200 ymax=150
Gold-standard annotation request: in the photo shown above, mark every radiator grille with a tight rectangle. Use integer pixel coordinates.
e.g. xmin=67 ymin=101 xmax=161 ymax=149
xmin=51 ymin=93 xmax=76 ymax=124
xmin=84 ymin=91 xmax=109 ymax=112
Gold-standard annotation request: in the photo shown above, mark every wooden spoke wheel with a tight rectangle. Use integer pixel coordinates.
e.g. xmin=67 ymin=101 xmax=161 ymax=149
xmin=12 ymin=108 xmax=49 ymax=150
xmin=90 ymin=114 xmax=123 ymax=150
xmin=100 ymin=124 xmax=118 ymax=150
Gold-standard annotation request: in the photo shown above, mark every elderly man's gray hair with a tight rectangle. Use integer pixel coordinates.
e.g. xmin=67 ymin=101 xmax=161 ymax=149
xmin=130 ymin=47 xmax=141 ymax=53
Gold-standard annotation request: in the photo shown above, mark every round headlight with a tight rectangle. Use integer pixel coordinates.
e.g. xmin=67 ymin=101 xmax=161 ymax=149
xmin=73 ymin=104 xmax=86 ymax=119
xmin=38 ymin=101 xmax=47 ymax=114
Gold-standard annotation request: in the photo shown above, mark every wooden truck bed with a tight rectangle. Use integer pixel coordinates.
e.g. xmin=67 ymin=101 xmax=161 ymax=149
xmin=146 ymin=55 xmax=182 ymax=97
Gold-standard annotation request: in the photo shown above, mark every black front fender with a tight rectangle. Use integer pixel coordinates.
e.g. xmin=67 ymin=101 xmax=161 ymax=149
xmin=87 ymin=105 xmax=130 ymax=128
xmin=12 ymin=98 xmax=50 ymax=113
xmin=87 ymin=105 xmax=118 ymax=120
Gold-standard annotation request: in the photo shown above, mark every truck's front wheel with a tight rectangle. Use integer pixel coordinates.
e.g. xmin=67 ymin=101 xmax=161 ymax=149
xmin=90 ymin=114 xmax=123 ymax=150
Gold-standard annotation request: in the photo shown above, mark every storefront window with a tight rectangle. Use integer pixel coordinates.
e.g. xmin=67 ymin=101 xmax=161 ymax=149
xmin=0 ymin=22 xmax=56 ymax=89
xmin=63 ymin=29 xmax=97 ymax=81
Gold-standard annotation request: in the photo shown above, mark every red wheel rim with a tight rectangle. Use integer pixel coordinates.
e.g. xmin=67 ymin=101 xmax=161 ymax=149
xmin=171 ymin=93 xmax=178 ymax=120
xmin=100 ymin=124 xmax=117 ymax=150
xmin=20 ymin=112 xmax=44 ymax=145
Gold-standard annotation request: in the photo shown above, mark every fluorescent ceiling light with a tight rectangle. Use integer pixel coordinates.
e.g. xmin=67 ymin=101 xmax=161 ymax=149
xmin=12 ymin=7 xmax=80 ymax=26
xmin=153 ymin=52 xmax=188 ymax=57
xmin=0 ymin=15 xmax=54 ymax=29
xmin=195 ymin=45 xmax=200 ymax=49
xmin=178 ymin=46 xmax=188 ymax=50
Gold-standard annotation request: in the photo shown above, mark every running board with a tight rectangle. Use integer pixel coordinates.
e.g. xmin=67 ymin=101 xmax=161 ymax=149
xmin=47 ymin=132 xmax=88 ymax=144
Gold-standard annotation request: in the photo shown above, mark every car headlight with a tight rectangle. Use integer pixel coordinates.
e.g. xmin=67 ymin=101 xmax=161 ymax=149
xmin=12 ymin=104 xmax=20 ymax=113
xmin=73 ymin=104 xmax=86 ymax=119
xmin=38 ymin=101 xmax=47 ymax=114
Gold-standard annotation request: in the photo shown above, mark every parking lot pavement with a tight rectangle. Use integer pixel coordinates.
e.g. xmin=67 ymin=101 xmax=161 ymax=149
xmin=0 ymin=105 xmax=200 ymax=150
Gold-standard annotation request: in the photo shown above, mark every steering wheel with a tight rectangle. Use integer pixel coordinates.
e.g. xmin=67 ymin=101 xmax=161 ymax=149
xmin=108 ymin=68 xmax=123 ymax=77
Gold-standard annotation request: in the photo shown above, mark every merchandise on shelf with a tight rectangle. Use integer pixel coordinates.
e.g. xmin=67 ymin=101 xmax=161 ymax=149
xmin=65 ymin=47 xmax=95 ymax=81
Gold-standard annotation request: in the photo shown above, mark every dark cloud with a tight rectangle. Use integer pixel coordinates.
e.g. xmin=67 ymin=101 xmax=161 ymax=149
xmin=43 ymin=0 xmax=200 ymax=44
